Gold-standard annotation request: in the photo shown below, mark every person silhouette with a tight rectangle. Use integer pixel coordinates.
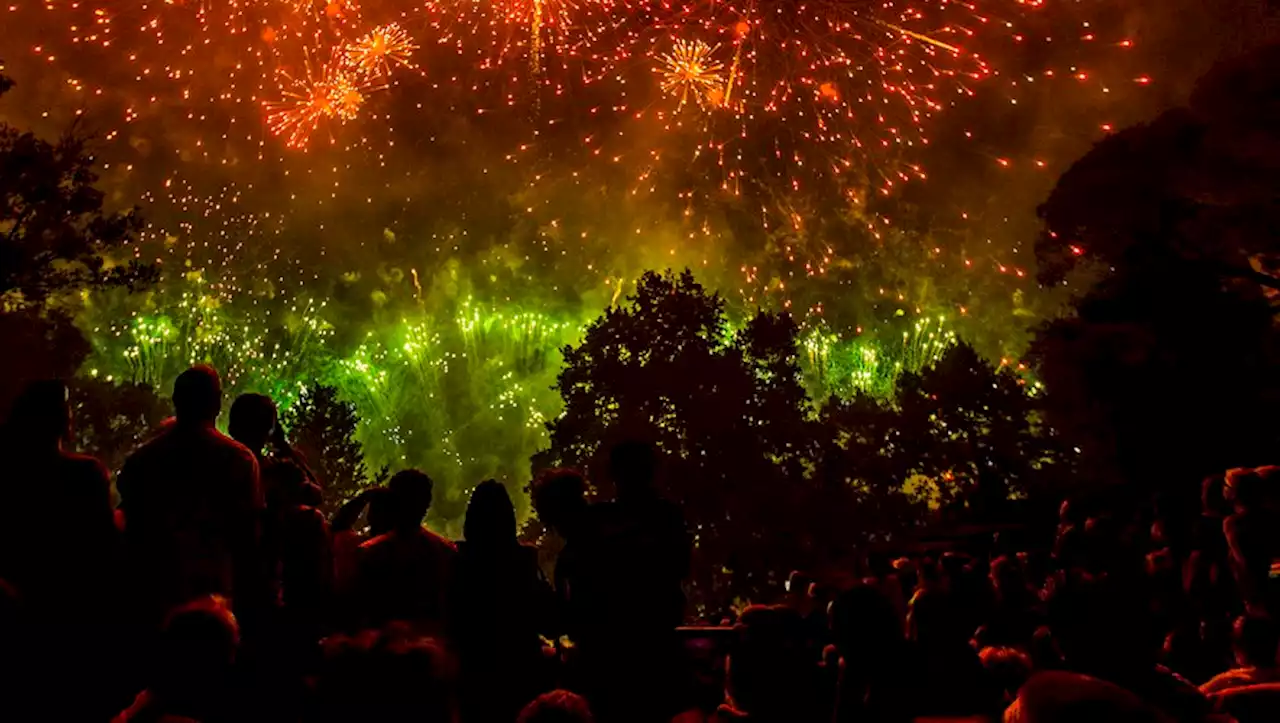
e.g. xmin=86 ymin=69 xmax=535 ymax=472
xmin=0 ymin=380 xmax=122 ymax=720
xmin=0 ymin=380 xmax=116 ymax=609
xmin=112 ymin=596 xmax=242 ymax=723
xmin=596 ymin=440 xmax=690 ymax=631
xmin=228 ymin=393 xmax=277 ymax=460
xmin=118 ymin=366 xmax=263 ymax=623
xmin=580 ymin=440 xmax=690 ymax=723
xmin=530 ymin=467 xmax=596 ymax=633
xmin=351 ymin=469 xmax=456 ymax=633
xmin=451 ymin=479 xmax=553 ymax=722
xmin=229 ymin=392 xmax=321 ymax=502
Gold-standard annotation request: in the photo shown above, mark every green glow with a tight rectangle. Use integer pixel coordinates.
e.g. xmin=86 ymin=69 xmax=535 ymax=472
xmin=77 ymin=270 xmax=954 ymax=528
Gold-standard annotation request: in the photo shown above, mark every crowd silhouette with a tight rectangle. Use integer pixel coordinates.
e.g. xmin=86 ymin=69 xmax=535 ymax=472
xmin=2 ymin=365 xmax=1280 ymax=722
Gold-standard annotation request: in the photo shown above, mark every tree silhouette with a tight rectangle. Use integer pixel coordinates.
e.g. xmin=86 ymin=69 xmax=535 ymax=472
xmin=0 ymin=70 xmax=157 ymax=410
xmin=283 ymin=383 xmax=370 ymax=510
xmin=68 ymin=378 xmax=168 ymax=473
xmin=894 ymin=343 xmax=1067 ymax=512
xmin=541 ymin=270 xmax=1073 ymax=607
xmin=540 ymin=269 xmax=830 ymax=606
xmin=1032 ymin=46 xmax=1280 ymax=489
xmin=1036 ymin=44 xmax=1280 ymax=295
xmin=817 ymin=343 xmax=1065 ymax=530
xmin=1 ymin=72 xmax=156 ymax=305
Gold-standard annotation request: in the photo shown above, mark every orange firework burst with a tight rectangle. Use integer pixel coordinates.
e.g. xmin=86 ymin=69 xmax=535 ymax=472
xmin=267 ymin=52 xmax=372 ymax=148
xmin=344 ymin=23 xmax=418 ymax=76
xmin=657 ymin=39 xmax=726 ymax=111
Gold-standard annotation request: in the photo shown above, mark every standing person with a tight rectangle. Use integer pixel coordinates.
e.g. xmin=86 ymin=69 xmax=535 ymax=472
xmin=1201 ymin=614 xmax=1280 ymax=694
xmin=451 ymin=480 xmax=554 ymax=722
xmin=0 ymin=380 xmax=122 ymax=720
xmin=331 ymin=486 xmax=395 ymax=591
xmin=351 ymin=469 xmax=456 ymax=633
xmin=1225 ymin=468 xmax=1280 ymax=614
xmin=584 ymin=440 xmax=691 ymax=723
xmin=596 ymin=440 xmax=691 ymax=633
xmin=118 ymin=366 xmax=264 ymax=624
xmin=0 ymin=380 xmax=117 ymax=611
xmin=229 ymin=392 xmax=321 ymax=501
xmin=530 ymin=467 xmax=597 ymax=637
xmin=228 ymin=393 xmax=330 ymax=616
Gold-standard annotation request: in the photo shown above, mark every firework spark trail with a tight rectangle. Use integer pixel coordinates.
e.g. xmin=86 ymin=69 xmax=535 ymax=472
xmin=344 ymin=23 xmax=419 ymax=76
xmin=657 ymin=39 xmax=727 ymax=110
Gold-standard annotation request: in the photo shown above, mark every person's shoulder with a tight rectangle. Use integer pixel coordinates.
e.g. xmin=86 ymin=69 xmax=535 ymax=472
xmin=1201 ymin=669 xmax=1253 ymax=694
xmin=60 ymin=451 xmax=110 ymax=480
xmin=207 ymin=427 xmax=257 ymax=461
xmin=423 ymin=528 xmax=458 ymax=553
xmin=360 ymin=532 xmax=394 ymax=551
xmin=124 ymin=429 xmax=168 ymax=462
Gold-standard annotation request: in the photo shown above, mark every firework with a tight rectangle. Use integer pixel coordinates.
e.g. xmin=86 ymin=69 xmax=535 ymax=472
xmin=657 ymin=39 xmax=727 ymax=111
xmin=267 ymin=50 xmax=378 ymax=147
xmin=344 ymin=23 xmax=418 ymax=76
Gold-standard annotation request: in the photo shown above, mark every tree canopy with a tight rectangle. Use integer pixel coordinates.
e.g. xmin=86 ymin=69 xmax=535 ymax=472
xmin=1036 ymin=44 xmax=1280 ymax=297
xmin=541 ymin=269 xmax=1064 ymax=609
xmin=1 ymin=72 xmax=156 ymax=307
xmin=1032 ymin=44 xmax=1280 ymax=487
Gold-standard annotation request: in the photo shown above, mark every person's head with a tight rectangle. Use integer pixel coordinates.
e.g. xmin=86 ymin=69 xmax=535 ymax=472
xmin=1047 ymin=575 xmax=1151 ymax=675
xmin=7 ymin=380 xmax=70 ymax=449
xmin=1233 ymin=614 xmax=1280 ymax=668
xmin=1226 ymin=467 xmax=1266 ymax=511
xmin=786 ymin=571 xmax=813 ymax=602
xmin=980 ymin=646 xmax=1033 ymax=706
xmin=154 ymin=596 xmax=239 ymax=708
xmin=228 ymin=393 xmax=277 ymax=455
xmin=1003 ymin=671 xmax=1172 ymax=723
xmin=829 ymin=582 xmax=902 ymax=660
xmin=907 ymin=587 xmax=966 ymax=648
xmin=1201 ymin=474 xmax=1230 ymax=517
xmin=990 ymin=555 xmax=1026 ymax=601
xmin=464 ymin=479 xmax=517 ymax=549
xmin=314 ymin=627 xmax=456 ymax=723
xmin=726 ymin=605 xmax=811 ymax=718
xmin=172 ymin=365 xmax=222 ymax=424
xmin=387 ymin=470 xmax=434 ymax=531
xmin=517 ymin=690 xmax=595 ymax=723
xmin=364 ymin=487 xmax=397 ymax=536
xmin=608 ymin=439 xmax=656 ymax=497
xmin=531 ymin=468 xmax=588 ymax=537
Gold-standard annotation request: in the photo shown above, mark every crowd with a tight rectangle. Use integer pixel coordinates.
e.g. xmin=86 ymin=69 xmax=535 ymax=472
xmin=1 ymin=364 xmax=1279 ymax=722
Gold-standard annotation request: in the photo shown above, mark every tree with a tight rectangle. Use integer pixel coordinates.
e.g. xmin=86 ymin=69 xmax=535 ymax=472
xmin=539 ymin=269 xmax=837 ymax=608
xmin=1 ymin=73 xmax=156 ymax=306
xmin=68 ymin=377 xmax=168 ymax=473
xmin=817 ymin=343 xmax=1068 ymax=529
xmin=1035 ymin=44 xmax=1280 ymax=295
xmin=1031 ymin=260 xmax=1280 ymax=489
xmin=893 ymin=343 xmax=1068 ymax=512
xmin=1031 ymin=46 xmax=1280 ymax=489
xmin=283 ymin=383 xmax=370 ymax=510
xmin=0 ymin=70 xmax=156 ymax=411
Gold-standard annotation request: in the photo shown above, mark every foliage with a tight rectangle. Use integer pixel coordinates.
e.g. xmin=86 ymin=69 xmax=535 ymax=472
xmin=1031 ymin=260 xmax=1280 ymax=488
xmin=1031 ymin=46 xmax=1280 ymax=488
xmin=0 ymin=73 xmax=156 ymax=307
xmin=283 ymin=383 xmax=371 ymax=510
xmin=540 ymin=269 xmax=1061 ymax=609
xmin=68 ymin=377 xmax=168 ymax=473
xmin=1036 ymin=44 xmax=1280 ymax=295
xmin=540 ymin=270 xmax=824 ymax=603
xmin=892 ymin=344 xmax=1064 ymax=510
xmin=0 ymin=71 xmax=156 ymax=411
